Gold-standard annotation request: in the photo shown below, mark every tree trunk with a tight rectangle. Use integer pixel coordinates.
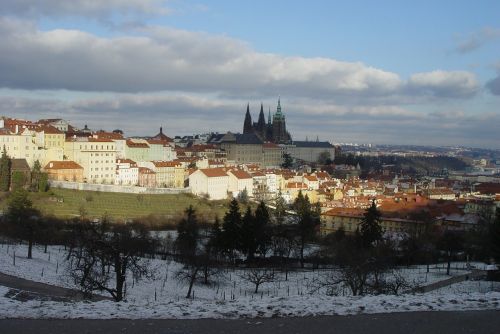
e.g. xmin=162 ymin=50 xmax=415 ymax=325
xmin=254 ymin=282 xmax=260 ymax=293
xmin=186 ymin=268 xmax=199 ymax=298
xmin=114 ymin=256 xmax=126 ymax=302
xmin=27 ymin=237 xmax=33 ymax=259
xmin=446 ymin=253 xmax=451 ymax=276
xmin=300 ymin=238 xmax=305 ymax=268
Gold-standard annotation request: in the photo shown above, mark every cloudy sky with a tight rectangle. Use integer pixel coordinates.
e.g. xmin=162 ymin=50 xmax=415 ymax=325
xmin=0 ymin=0 xmax=499 ymax=148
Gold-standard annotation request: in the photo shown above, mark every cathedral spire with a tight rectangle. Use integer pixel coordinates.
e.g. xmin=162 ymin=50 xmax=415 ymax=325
xmin=258 ymin=103 xmax=265 ymax=125
xmin=243 ymin=103 xmax=253 ymax=134
xmin=276 ymin=96 xmax=282 ymax=115
xmin=256 ymin=103 xmax=266 ymax=136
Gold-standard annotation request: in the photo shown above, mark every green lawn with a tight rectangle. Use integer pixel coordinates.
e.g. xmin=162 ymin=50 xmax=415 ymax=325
xmin=10 ymin=189 xmax=231 ymax=221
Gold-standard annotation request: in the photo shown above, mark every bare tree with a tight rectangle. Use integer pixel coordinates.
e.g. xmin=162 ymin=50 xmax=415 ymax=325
xmin=66 ymin=221 xmax=156 ymax=302
xmin=240 ymin=268 xmax=276 ymax=293
xmin=315 ymin=237 xmax=401 ymax=296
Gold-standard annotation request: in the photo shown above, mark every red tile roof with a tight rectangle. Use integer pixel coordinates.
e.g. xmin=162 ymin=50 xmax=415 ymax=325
xmin=200 ymin=168 xmax=228 ymax=178
xmin=138 ymin=167 xmax=155 ymax=174
xmin=116 ymin=158 xmax=137 ymax=165
xmin=126 ymin=139 xmax=149 ymax=148
xmin=44 ymin=161 xmax=83 ymax=170
xmin=152 ymin=161 xmax=182 ymax=168
xmin=38 ymin=125 xmax=63 ymax=134
xmin=95 ymin=131 xmax=124 ymax=140
xmin=229 ymin=169 xmax=252 ymax=179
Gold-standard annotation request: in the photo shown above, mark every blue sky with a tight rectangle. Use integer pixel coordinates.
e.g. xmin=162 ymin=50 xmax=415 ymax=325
xmin=0 ymin=0 xmax=499 ymax=148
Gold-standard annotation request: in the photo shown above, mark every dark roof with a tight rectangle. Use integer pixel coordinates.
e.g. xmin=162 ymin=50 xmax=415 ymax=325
xmin=234 ymin=133 xmax=263 ymax=145
xmin=11 ymin=159 xmax=30 ymax=171
xmin=292 ymin=141 xmax=334 ymax=148
xmin=207 ymin=133 xmax=226 ymax=144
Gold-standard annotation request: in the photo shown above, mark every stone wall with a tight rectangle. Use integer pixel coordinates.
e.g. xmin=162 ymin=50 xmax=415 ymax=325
xmin=48 ymin=180 xmax=189 ymax=195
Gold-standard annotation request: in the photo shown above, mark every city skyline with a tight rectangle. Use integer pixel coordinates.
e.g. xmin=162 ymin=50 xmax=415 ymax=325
xmin=0 ymin=1 xmax=499 ymax=148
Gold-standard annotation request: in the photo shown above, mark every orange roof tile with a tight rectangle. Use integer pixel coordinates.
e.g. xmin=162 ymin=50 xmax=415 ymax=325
xmin=126 ymin=139 xmax=149 ymax=148
xmin=229 ymin=169 xmax=252 ymax=179
xmin=200 ymin=168 xmax=228 ymax=178
xmin=138 ymin=167 xmax=155 ymax=174
xmin=152 ymin=161 xmax=182 ymax=168
xmin=44 ymin=161 xmax=83 ymax=170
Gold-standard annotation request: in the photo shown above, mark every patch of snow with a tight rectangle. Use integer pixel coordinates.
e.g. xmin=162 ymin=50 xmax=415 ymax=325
xmin=0 ymin=243 xmax=499 ymax=319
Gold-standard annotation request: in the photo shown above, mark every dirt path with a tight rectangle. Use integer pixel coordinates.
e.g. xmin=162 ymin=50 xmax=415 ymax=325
xmin=413 ymin=269 xmax=487 ymax=293
xmin=0 ymin=272 xmax=109 ymax=302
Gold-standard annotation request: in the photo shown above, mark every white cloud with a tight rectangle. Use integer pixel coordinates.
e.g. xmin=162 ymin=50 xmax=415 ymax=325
xmin=0 ymin=19 xmax=479 ymax=102
xmin=407 ymin=70 xmax=479 ymax=98
xmin=0 ymin=0 xmax=170 ymax=18
xmin=2 ymin=92 xmax=498 ymax=148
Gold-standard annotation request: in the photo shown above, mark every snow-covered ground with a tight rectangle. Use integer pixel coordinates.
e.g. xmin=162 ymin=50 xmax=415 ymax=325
xmin=0 ymin=243 xmax=499 ymax=319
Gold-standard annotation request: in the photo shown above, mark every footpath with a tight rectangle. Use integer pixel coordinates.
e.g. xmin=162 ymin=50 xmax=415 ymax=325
xmin=0 ymin=272 xmax=109 ymax=302
xmin=413 ymin=269 xmax=487 ymax=293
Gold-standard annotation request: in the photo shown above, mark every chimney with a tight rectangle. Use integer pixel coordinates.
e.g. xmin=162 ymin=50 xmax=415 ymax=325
xmin=15 ymin=124 xmax=19 ymax=134
xmin=50 ymin=162 xmax=53 ymax=168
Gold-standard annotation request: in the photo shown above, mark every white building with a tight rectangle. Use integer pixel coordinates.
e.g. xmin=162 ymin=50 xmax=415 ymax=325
xmin=64 ymin=137 xmax=117 ymax=184
xmin=189 ymin=168 xmax=229 ymax=200
xmin=283 ymin=141 xmax=336 ymax=163
xmin=228 ymin=169 xmax=253 ymax=198
xmin=265 ymin=172 xmax=279 ymax=195
xmin=115 ymin=159 xmax=139 ymax=186
xmin=0 ymin=128 xmax=62 ymax=167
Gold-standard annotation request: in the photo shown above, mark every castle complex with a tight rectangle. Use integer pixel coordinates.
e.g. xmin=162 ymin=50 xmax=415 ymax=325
xmin=243 ymin=98 xmax=291 ymax=144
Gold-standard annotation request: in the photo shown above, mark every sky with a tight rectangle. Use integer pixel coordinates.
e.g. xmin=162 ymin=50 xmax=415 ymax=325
xmin=0 ymin=0 xmax=499 ymax=148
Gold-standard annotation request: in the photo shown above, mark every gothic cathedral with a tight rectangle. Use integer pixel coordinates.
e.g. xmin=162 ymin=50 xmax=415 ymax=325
xmin=242 ymin=98 xmax=291 ymax=144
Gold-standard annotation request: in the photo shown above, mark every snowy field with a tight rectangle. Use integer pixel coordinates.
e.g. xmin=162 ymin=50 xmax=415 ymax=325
xmin=0 ymin=243 xmax=499 ymax=319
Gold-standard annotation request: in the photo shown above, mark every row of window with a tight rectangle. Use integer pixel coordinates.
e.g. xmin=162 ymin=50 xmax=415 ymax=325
xmin=90 ymin=167 xmax=113 ymax=171
xmin=78 ymin=145 xmax=115 ymax=150
xmin=90 ymin=160 xmax=113 ymax=164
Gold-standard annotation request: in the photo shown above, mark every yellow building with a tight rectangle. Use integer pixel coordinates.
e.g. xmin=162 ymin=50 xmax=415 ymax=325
xmin=64 ymin=138 xmax=116 ymax=184
xmin=44 ymin=161 xmax=84 ymax=182
xmin=320 ymin=208 xmax=424 ymax=237
xmin=0 ymin=128 xmax=59 ymax=167
xmin=38 ymin=125 xmax=65 ymax=150
xmin=151 ymin=161 xmax=185 ymax=188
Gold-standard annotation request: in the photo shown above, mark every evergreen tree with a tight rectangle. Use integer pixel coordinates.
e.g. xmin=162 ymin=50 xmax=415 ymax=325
xmin=254 ymin=201 xmax=271 ymax=256
xmin=11 ymin=171 xmax=26 ymax=191
xmin=274 ymin=190 xmax=287 ymax=225
xmin=237 ymin=188 xmax=249 ymax=204
xmin=7 ymin=188 xmax=39 ymax=259
xmin=207 ymin=216 xmax=222 ymax=253
xmin=359 ymin=200 xmax=383 ymax=248
xmin=176 ymin=205 xmax=199 ymax=259
xmin=293 ymin=191 xmax=320 ymax=267
xmin=38 ymin=173 xmax=49 ymax=192
xmin=0 ymin=146 xmax=11 ymax=191
xmin=31 ymin=160 xmax=42 ymax=191
xmin=220 ymin=198 xmax=242 ymax=259
xmin=490 ymin=209 xmax=500 ymax=263
xmin=240 ymin=206 xmax=256 ymax=260
xmin=281 ymin=153 xmax=293 ymax=169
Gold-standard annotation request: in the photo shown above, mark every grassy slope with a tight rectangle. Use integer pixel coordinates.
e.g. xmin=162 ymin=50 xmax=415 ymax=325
xmin=1 ymin=189 xmax=230 ymax=221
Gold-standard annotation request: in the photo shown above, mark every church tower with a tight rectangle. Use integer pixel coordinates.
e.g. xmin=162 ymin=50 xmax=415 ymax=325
xmin=266 ymin=108 xmax=273 ymax=141
xmin=243 ymin=103 xmax=253 ymax=134
xmin=256 ymin=103 xmax=266 ymax=139
xmin=272 ymin=97 xmax=290 ymax=143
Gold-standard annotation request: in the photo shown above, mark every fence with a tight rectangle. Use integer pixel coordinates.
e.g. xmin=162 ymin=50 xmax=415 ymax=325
xmin=48 ymin=180 xmax=191 ymax=195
